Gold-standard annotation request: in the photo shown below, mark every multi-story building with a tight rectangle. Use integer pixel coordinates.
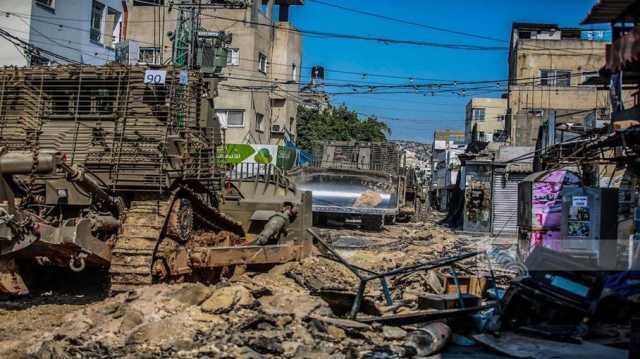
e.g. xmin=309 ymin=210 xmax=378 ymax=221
xmin=465 ymin=97 xmax=508 ymax=143
xmin=125 ymin=0 xmax=303 ymax=145
xmin=430 ymin=129 xmax=465 ymax=210
xmin=0 ymin=0 xmax=125 ymax=66
xmin=506 ymin=23 xmax=615 ymax=146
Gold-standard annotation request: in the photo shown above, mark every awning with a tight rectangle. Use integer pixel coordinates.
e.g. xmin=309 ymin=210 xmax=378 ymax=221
xmin=606 ymin=25 xmax=640 ymax=71
xmin=582 ymin=0 xmax=637 ymax=24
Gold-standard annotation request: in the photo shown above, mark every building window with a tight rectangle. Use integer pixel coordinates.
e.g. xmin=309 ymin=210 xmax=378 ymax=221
xmin=90 ymin=1 xmax=105 ymax=43
xmin=216 ymin=109 xmax=244 ymax=128
xmin=479 ymin=131 xmax=486 ymax=141
xmin=139 ymin=47 xmax=161 ymax=64
xmin=35 ymin=0 xmax=55 ymax=10
xmin=258 ymin=53 xmax=268 ymax=74
xmin=289 ymin=117 xmax=295 ymax=132
xmin=291 ymin=63 xmax=297 ymax=81
xmin=581 ymin=72 xmax=599 ymax=85
xmin=90 ymin=3 xmax=122 ymax=47
xmin=256 ymin=113 xmax=264 ymax=132
xmin=472 ymin=108 xmax=485 ymax=122
xmin=540 ymin=69 xmax=571 ymax=87
xmin=104 ymin=8 xmax=121 ymax=48
xmin=271 ymin=98 xmax=285 ymax=108
xmin=226 ymin=48 xmax=240 ymax=66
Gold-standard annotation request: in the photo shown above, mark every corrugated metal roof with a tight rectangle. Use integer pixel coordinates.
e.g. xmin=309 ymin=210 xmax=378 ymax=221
xmin=582 ymin=0 xmax=636 ymax=24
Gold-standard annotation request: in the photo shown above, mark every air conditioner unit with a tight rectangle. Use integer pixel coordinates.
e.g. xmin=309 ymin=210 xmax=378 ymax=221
xmin=115 ymin=40 xmax=140 ymax=65
xmin=584 ymin=110 xmax=607 ymax=131
xmin=271 ymin=125 xmax=285 ymax=134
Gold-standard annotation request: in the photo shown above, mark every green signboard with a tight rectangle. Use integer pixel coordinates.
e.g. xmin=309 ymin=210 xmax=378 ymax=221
xmin=217 ymin=144 xmax=299 ymax=170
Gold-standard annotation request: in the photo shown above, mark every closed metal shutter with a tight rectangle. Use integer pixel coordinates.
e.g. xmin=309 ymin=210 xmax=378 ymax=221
xmin=492 ymin=172 xmax=527 ymax=235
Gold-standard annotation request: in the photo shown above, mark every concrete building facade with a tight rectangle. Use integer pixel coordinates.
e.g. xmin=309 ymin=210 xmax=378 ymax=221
xmin=430 ymin=129 xmax=465 ymax=210
xmin=0 ymin=0 xmax=125 ymax=66
xmin=465 ymin=97 xmax=508 ymax=143
xmin=506 ymin=23 xmax=614 ymax=146
xmin=125 ymin=0 xmax=303 ymax=145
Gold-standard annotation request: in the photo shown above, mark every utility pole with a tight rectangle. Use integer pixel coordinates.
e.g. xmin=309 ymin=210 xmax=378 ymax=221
xmin=172 ymin=0 xmax=201 ymax=68
xmin=170 ymin=0 xmax=231 ymax=73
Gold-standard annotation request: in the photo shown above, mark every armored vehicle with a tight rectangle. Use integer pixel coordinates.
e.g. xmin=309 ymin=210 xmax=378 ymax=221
xmin=0 ymin=65 xmax=311 ymax=295
xmin=289 ymin=141 xmax=407 ymax=230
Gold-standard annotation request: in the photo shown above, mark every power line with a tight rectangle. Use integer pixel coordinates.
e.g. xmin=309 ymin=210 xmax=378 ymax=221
xmin=0 ymin=7 xmax=507 ymax=51
xmin=0 ymin=22 xmax=573 ymax=94
xmin=221 ymin=69 xmax=600 ymax=93
xmin=0 ymin=21 xmax=605 ymax=100
xmin=0 ymin=10 xmax=603 ymax=85
xmin=130 ymin=1 xmax=508 ymax=50
xmin=0 ymin=28 xmax=80 ymax=64
xmin=200 ymin=13 xmax=508 ymax=51
xmin=0 ymin=25 xmax=114 ymax=63
xmin=307 ymin=0 xmax=507 ymax=44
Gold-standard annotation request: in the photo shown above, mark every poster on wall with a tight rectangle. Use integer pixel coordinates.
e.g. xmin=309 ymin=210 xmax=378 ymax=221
xmin=567 ymin=196 xmax=591 ymax=238
xmin=216 ymin=144 xmax=300 ymax=170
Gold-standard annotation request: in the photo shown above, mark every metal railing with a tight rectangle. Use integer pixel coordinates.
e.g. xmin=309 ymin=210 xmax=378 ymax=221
xmin=224 ymin=162 xmax=295 ymax=194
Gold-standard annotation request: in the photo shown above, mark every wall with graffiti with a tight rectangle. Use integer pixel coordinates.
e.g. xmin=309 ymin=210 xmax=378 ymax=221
xmin=528 ymin=170 xmax=581 ymax=252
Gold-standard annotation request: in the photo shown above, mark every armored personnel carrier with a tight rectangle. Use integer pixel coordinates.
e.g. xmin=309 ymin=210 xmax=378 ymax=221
xmin=0 ymin=65 xmax=311 ymax=295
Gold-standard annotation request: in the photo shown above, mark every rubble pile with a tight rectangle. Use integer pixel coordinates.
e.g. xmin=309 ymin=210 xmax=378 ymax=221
xmin=2 ymin=221 xmax=632 ymax=358
xmin=0 ymin=222 xmax=488 ymax=358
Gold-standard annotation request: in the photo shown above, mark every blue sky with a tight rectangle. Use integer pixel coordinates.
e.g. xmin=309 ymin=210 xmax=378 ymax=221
xmin=286 ymin=0 xmax=604 ymax=143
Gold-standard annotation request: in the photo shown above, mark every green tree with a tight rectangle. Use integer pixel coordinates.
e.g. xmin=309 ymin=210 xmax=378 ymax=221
xmin=296 ymin=105 xmax=391 ymax=151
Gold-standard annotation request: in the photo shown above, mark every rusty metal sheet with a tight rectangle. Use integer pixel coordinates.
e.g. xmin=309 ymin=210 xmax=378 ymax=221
xmin=356 ymin=303 xmax=496 ymax=326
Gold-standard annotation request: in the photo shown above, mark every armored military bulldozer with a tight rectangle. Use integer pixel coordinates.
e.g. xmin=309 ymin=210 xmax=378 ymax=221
xmin=0 ymin=65 xmax=311 ymax=295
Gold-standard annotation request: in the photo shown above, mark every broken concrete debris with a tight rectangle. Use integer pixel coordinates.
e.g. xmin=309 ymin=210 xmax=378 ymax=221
xmin=0 ymin=219 xmax=635 ymax=357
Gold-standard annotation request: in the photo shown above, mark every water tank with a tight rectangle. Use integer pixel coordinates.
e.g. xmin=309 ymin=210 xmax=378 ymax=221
xmin=311 ymin=66 xmax=325 ymax=81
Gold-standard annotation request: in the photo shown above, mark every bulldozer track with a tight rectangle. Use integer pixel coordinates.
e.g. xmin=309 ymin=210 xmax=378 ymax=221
xmin=109 ymin=187 xmax=246 ymax=293
xmin=109 ymin=199 xmax=172 ymax=293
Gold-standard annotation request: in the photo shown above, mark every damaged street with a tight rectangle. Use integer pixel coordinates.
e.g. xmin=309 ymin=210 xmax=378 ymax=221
xmin=0 ymin=217 xmax=633 ymax=358
xmin=0 ymin=220 xmax=516 ymax=358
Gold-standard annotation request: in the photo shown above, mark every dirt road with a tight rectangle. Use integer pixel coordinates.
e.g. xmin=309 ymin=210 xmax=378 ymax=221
xmin=0 ymin=221 xmax=510 ymax=358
